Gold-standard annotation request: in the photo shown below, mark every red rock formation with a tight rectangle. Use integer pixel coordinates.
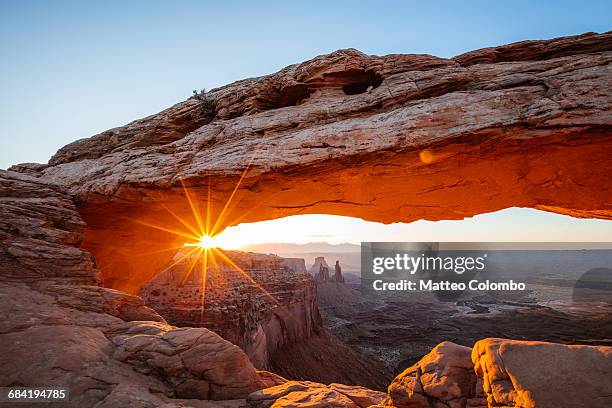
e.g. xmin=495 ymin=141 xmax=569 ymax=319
xmin=333 ymin=260 xmax=345 ymax=283
xmin=472 ymin=338 xmax=612 ymax=408
xmin=3 ymin=32 xmax=612 ymax=407
xmin=0 ymin=170 xmax=101 ymax=285
xmin=11 ymin=32 xmax=610 ymax=294
xmin=247 ymin=380 xmax=387 ymax=408
xmin=0 ymin=171 xmax=278 ymax=406
xmin=383 ymin=338 xmax=612 ymax=408
xmin=281 ymin=257 xmax=307 ymax=273
xmin=386 ymin=341 xmax=485 ymax=408
xmin=310 ymin=257 xmax=331 ymax=277
xmin=140 ymin=249 xmax=322 ymax=369
xmin=139 ymin=249 xmax=388 ymax=390
xmin=315 ymin=262 xmax=331 ymax=283
xmin=311 ymin=257 xmax=345 ymax=283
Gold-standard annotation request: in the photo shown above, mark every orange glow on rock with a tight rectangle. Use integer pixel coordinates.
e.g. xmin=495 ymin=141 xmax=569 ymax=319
xmin=419 ymin=149 xmax=435 ymax=164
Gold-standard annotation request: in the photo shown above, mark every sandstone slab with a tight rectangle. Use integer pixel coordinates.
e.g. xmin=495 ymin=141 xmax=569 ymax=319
xmin=472 ymin=338 xmax=612 ymax=408
xmin=387 ymin=341 xmax=485 ymax=408
xmin=247 ymin=380 xmax=386 ymax=408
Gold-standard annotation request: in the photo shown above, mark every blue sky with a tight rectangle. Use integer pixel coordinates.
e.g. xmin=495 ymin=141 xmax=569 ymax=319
xmin=1 ymin=1 xmax=610 ymax=169
xmin=1 ymin=1 xmax=610 ymax=242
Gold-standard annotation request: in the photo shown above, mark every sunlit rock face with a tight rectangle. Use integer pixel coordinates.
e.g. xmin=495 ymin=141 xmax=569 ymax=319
xmin=384 ymin=339 xmax=612 ymax=408
xmin=11 ymin=32 xmax=612 ymax=294
xmin=472 ymin=338 xmax=612 ymax=408
xmin=140 ymin=249 xmax=322 ymax=369
xmin=387 ymin=341 xmax=485 ymax=408
xmin=247 ymin=380 xmax=387 ymax=408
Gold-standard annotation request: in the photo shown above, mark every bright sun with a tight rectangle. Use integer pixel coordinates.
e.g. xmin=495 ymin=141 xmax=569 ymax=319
xmin=183 ymin=234 xmax=220 ymax=249
xmin=133 ymin=163 xmax=282 ymax=319
xmin=197 ymin=234 xmax=217 ymax=249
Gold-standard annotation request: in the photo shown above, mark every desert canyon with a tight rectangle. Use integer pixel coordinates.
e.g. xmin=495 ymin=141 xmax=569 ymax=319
xmin=1 ymin=31 xmax=612 ymax=407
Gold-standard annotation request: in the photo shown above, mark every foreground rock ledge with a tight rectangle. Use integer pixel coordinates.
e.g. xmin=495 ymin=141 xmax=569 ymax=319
xmin=383 ymin=339 xmax=612 ymax=408
xmin=11 ymin=32 xmax=611 ymax=293
xmin=472 ymin=338 xmax=612 ymax=408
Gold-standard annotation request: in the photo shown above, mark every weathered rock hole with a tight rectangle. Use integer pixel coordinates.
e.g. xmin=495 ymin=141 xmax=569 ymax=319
xmin=341 ymin=70 xmax=383 ymax=95
xmin=260 ymin=84 xmax=311 ymax=111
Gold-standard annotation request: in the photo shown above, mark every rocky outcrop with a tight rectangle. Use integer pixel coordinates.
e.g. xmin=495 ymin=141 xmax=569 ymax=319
xmin=0 ymin=170 xmax=101 ymax=285
xmin=0 ymin=171 xmax=271 ymax=406
xmin=312 ymin=257 xmax=345 ymax=283
xmin=334 ymin=260 xmax=345 ymax=283
xmin=281 ymin=257 xmax=307 ymax=273
xmin=247 ymin=380 xmax=387 ymax=407
xmin=386 ymin=341 xmax=485 ymax=408
xmin=384 ymin=338 xmax=612 ymax=408
xmin=0 ymin=280 xmax=265 ymax=406
xmin=9 ymin=32 xmax=609 ymax=294
xmin=140 ymin=250 xmax=322 ymax=369
xmin=315 ymin=262 xmax=331 ymax=283
xmin=472 ymin=338 xmax=612 ymax=408
xmin=310 ymin=257 xmax=331 ymax=277
xmin=139 ymin=250 xmax=387 ymax=389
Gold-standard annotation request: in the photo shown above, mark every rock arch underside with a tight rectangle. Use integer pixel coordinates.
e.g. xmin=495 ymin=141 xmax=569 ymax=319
xmin=15 ymin=31 xmax=610 ymax=294
xmin=2 ymin=32 xmax=612 ymax=407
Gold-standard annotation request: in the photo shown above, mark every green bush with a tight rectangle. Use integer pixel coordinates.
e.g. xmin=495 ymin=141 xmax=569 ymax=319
xmin=191 ymin=88 xmax=216 ymax=117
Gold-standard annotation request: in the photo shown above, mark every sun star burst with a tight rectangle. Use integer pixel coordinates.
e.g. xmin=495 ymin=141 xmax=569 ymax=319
xmin=132 ymin=156 xmax=279 ymax=321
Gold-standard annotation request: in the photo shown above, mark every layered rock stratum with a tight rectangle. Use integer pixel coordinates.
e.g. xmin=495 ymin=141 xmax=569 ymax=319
xmin=2 ymin=32 xmax=612 ymax=407
xmin=140 ymin=249 xmax=390 ymax=390
xmin=0 ymin=171 xmax=267 ymax=406
xmin=140 ymin=250 xmax=322 ymax=369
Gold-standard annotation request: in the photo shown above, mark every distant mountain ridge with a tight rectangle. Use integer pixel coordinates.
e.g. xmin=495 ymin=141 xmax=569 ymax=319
xmin=241 ymin=242 xmax=361 ymax=254
xmin=241 ymin=242 xmax=362 ymax=273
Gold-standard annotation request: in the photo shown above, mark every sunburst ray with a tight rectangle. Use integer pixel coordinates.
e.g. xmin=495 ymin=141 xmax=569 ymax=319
xmin=212 ymin=248 xmax=281 ymax=306
xmin=132 ymin=218 xmax=199 ymax=241
xmin=210 ymin=153 xmax=257 ymax=236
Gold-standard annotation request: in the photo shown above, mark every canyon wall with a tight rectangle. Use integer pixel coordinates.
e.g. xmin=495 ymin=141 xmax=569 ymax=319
xmin=0 ymin=170 xmax=281 ymax=406
xmin=140 ymin=250 xmax=321 ymax=369
xmin=10 ymin=32 xmax=611 ymax=294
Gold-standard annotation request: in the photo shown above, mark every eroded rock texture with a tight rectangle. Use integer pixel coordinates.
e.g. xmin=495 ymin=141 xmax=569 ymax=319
xmin=140 ymin=250 xmax=322 ymax=369
xmin=247 ymin=380 xmax=387 ymax=408
xmin=0 ymin=170 xmax=101 ymax=285
xmin=472 ymin=338 xmax=612 ymax=408
xmin=140 ymin=249 xmax=388 ymax=390
xmin=0 ymin=171 xmax=272 ymax=407
xmin=10 ymin=32 xmax=610 ymax=293
xmin=387 ymin=341 xmax=485 ymax=408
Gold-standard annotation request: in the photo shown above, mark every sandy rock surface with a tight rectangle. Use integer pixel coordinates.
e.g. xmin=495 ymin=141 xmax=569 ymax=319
xmin=247 ymin=380 xmax=387 ymax=407
xmin=472 ymin=338 xmax=612 ymax=408
xmin=387 ymin=341 xmax=485 ymax=408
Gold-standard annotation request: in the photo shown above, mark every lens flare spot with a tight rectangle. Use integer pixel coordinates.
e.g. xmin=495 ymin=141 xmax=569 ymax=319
xmin=419 ymin=149 xmax=435 ymax=164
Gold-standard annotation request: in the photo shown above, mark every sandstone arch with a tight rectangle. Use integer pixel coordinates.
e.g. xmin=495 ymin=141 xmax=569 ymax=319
xmin=15 ymin=32 xmax=612 ymax=293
